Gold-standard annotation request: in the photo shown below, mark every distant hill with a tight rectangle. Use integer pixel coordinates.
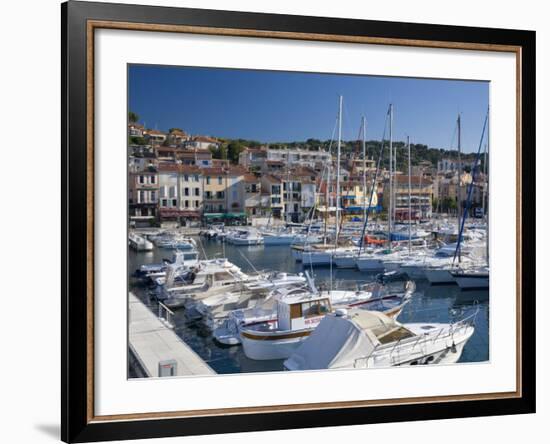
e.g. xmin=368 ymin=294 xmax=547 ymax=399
xmin=219 ymin=137 xmax=482 ymax=171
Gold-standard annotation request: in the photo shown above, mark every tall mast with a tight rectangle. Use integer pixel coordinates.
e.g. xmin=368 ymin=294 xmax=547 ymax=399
xmin=335 ymin=95 xmax=343 ymax=246
xmin=457 ymin=113 xmax=462 ymax=261
xmin=407 ymin=135 xmax=412 ymax=255
xmin=388 ymin=104 xmax=393 ymax=250
xmin=286 ymin=154 xmax=292 ymax=224
xmin=324 ymin=162 xmax=330 ymax=246
xmin=362 ymin=116 xmax=367 ymax=223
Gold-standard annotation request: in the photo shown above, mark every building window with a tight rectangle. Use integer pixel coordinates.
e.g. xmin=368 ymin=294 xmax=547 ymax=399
xmin=218 ymin=176 xmax=223 ymax=185
xmin=184 ymin=187 xmax=189 ymax=196
xmin=216 ymin=191 xmax=225 ymax=199
xmin=150 ymin=191 xmax=157 ymax=202
xmin=184 ymin=174 xmax=189 ymax=182
xmin=139 ymin=175 xmax=145 ymax=184
xmin=184 ymin=200 xmax=189 ymax=208
xmin=218 ymin=204 xmax=224 ymax=212
xmin=205 ymin=191 xmax=212 ymax=199
xmin=194 ymin=200 xmax=199 ymax=208
xmin=194 ymin=175 xmax=199 ymax=182
xmin=206 ymin=176 xmax=211 ymax=185
xmin=194 ymin=188 xmax=200 ymax=196
xmin=150 ymin=176 xmax=156 ymax=184
xmin=161 ymin=199 xmax=168 ymax=207
xmin=172 ymin=199 xmax=177 ymax=207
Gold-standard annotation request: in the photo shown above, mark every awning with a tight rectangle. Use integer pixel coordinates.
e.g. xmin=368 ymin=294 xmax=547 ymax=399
xmin=224 ymin=212 xmax=247 ymax=218
xmin=203 ymin=213 xmax=224 ymax=218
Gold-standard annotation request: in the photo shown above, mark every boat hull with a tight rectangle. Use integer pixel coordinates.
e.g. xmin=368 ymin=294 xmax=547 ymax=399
xmin=240 ymin=331 xmax=311 ymax=360
xmin=425 ymin=269 xmax=456 ymax=284
xmin=229 ymin=238 xmax=263 ymax=245
xmin=263 ymin=236 xmax=295 ymax=245
xmin=301 ymin=252 xmax=333 ymax=266
xmin=355 ymin=258 xmax=384 ymax=272
xmin=454 ymin=275 xmax=489 ymax=290
xmin=333 ymin=255 xmax=357 ymax=269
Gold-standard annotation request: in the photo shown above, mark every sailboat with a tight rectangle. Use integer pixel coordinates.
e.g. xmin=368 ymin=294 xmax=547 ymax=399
xmin=301 ymin=95 xmax=345 ymax=267
xmin=355 ymin=103 xmax=395 ymax=272
xmin=425 ymin=111 xmax=490 ymax=287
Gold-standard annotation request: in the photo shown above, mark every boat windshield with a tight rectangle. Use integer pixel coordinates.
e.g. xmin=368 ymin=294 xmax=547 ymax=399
xmin=301 ymin=299 xmax=331 ymax=318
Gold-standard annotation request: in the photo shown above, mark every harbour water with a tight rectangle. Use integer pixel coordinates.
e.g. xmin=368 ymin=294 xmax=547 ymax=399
xmin=129 ymin=238 xmax=489 ymax=375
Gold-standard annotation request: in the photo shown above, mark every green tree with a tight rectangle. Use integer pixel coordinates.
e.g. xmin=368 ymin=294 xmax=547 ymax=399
xmin=129 ymin=136 xmax=146 ymax=145
xmin=218 ymin=144 xmax=228 ymax=160
xmin=128 ymin=111 xmax=139 ymax=123
xmin=227 ymin=141 xmax=244 ymax=163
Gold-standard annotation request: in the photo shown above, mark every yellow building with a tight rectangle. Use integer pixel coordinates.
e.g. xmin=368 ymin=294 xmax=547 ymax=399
xmin=383 ymin=175 xmax=433 ymax=220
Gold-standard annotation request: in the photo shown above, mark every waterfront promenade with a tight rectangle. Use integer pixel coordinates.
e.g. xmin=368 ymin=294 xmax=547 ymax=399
xmin=129 ymin=292 xmax=215 ymax=377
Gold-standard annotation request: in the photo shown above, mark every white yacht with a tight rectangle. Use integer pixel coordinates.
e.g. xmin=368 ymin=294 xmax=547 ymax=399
xmin=158 ymin=259 xmax=265 ymax=309
xmin=284 ymin=308 xmax=475 ymax=370
xmin=238 ymin=284 xmax=411 ymax=360
xmin=193 ymin=273 xmax=307 ymax=330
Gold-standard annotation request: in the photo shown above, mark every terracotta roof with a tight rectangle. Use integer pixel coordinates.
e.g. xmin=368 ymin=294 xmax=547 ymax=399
xmin=192 ymin=136 xmax=219 ymax=143
xmin=243 ymin=174 xmax=260 ymax=183
xmin=147 ymin=129 xmax=166 ymax=136
xmin=158 ymin=163 xmax=201 ymax=174
xmin=128 ymin=122 xmax=144 ymax=128
xmin=262 ymin=174 xmax=282 ymax=183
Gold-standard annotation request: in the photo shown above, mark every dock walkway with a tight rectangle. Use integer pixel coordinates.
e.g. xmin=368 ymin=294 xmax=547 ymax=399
xmin=129 ymin=293 xmax=215 ymax=377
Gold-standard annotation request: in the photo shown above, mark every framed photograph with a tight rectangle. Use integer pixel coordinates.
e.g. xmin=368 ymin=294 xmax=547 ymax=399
xmin=62 ymin=1 xmax=535 ymax=442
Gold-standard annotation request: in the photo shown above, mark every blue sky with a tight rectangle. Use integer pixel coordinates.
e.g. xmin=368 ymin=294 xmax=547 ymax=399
xmin=129 ymin=65 xmax=489 ymax=152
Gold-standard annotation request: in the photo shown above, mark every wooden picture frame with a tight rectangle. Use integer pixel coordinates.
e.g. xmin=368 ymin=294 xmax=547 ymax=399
xmin=62 ymin=1 xmax=536 ymax=442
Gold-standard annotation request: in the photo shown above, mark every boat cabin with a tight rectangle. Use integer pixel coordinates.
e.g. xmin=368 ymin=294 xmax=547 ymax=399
xmin=277 ymin=295 xmax=332 ymax=331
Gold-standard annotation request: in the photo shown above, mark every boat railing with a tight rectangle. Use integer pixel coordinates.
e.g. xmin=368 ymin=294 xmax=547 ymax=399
xmin=158 ymin=301 xmax=175 ymax=329
xmin=385 ymin=311 xmax=478 ymax=365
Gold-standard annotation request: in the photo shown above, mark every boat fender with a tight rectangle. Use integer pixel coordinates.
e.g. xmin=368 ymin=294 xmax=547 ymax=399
xmin=335 ymin=308 xmax=348 ymax=317
xmin=451 ymin=342 xmax=457 ymax=353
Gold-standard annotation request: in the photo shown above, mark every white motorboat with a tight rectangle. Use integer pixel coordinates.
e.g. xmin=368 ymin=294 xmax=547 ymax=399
xmin=195 ymin=273 xmax=307 ymax=330
xmin=261 ymin=230 xmax=297 ymax=245
xmin=129 ymin=232 xmax=153 ymax=251
xmin=226 ymin=229 xmax=264 ymax=245
xmin=135 ymin=249 xmax=199 ymax=280
xmin=284 ymin=308 xmax=475 ymax=370
xmin=214 ymin=277 xmax=415 ymax=347
xmin=154 ymin=234 xmax=197 ymax=250
xmin=158 ymin=259 xmax=264 ymax=308
xmin=238 ymin=282 xmax=411 ymax=360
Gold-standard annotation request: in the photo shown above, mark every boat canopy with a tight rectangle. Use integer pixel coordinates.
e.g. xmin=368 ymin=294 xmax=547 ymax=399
xmin=284 ymin=311 xmax=384 ymax=371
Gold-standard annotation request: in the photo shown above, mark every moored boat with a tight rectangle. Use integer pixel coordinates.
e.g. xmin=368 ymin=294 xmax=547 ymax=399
xmin=284 ymin=308 xmax=475 ymax=370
